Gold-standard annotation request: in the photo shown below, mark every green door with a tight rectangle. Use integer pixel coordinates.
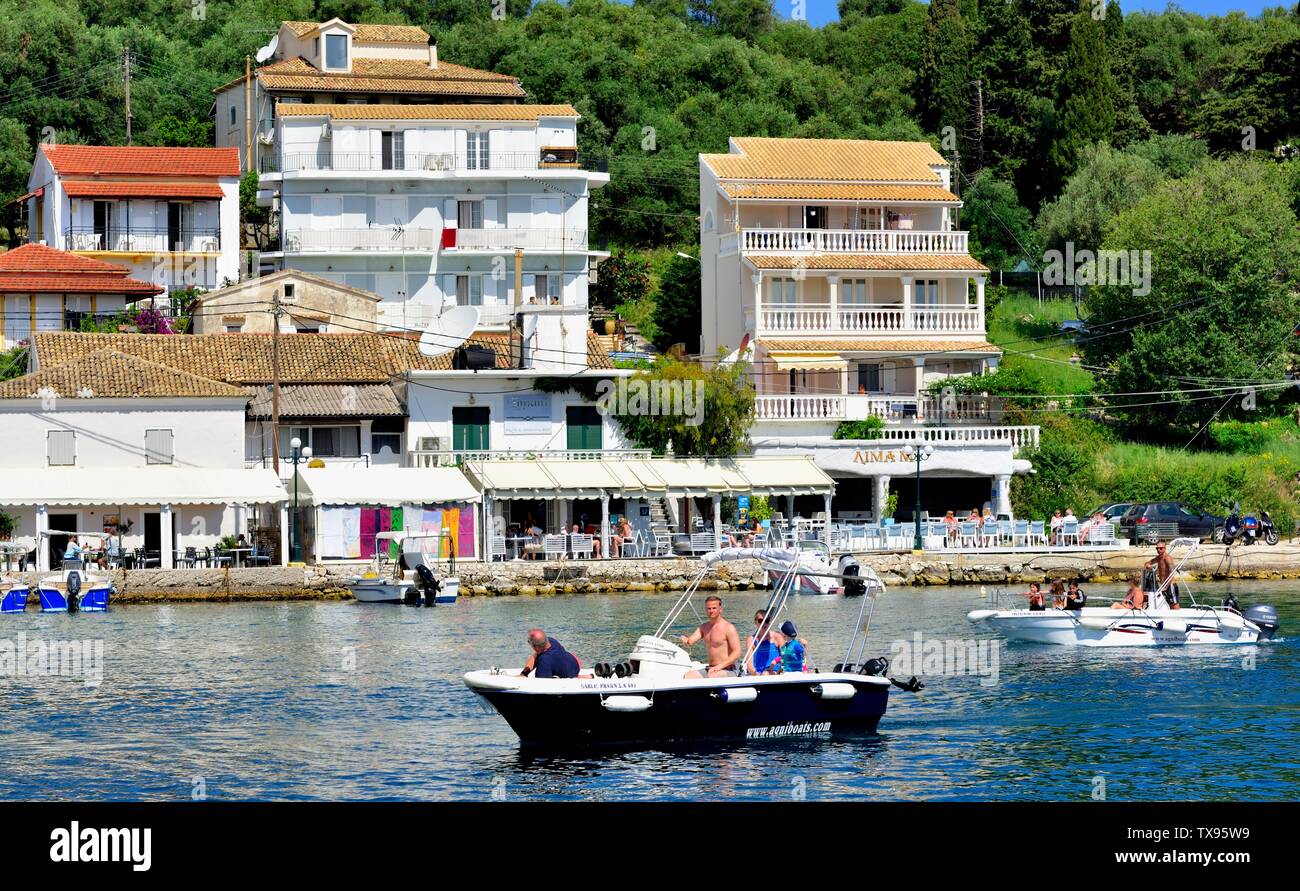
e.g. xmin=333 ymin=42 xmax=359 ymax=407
xmin=452 ymin=406 xmax=491 ymax=451
xmin=566 ymin=405 xmax=602 ymax=450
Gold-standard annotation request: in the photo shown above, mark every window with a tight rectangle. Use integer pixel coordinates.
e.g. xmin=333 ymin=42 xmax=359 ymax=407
xmin=225 ymin=324 xmax=242 ymax=334
xmin=803 ymin=206 xmax=827 ymax=229
xmin=324 ymin=34 xmax=348 ymax=70
xmin=47 ymin=430 xmax=76 ymax=466
xmin=566 ymin=406 xmax=602 ymax=450
xmin=456 ymin=275 xmax=484 ymax=306
xmin=145 ymin=429 xmax=174 ymax=465
xmin=457 ymin=200 xmax=483 ymax=230
xmin=296 ymin=324 xmax=322 ymax=334
xmin=855 ymin=363 xmax=881 ymax=394
xmin=283 ymin=283 xmax=295 ymax=299
xmin=281 ymin=426 xmax=361 ymax=458
xmin=767 ymin=278 xmax=797 ymax=305
xmin=230 ymin=106 xmax=237 ymax=126
xmin=913 ymin=279 xmax=939 ymax=305
xmin=466 ymin=131 xmax=490 ymax=169
xmin=452 ymin=406 xmax=490 ymax=451
xmin=534 ymin=273 xmax=562 ymax=304
xmin=841 ymin=279 xmax=870 ymax=305
xmin=381 ymin=130 xmax=405 ymax=170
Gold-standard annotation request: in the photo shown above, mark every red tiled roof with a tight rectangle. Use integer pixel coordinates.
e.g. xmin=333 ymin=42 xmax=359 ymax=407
xmin=63 ymin=182 xmax=226 ymax=199
xmin=0 ymin=244 xmax=163 ymax=295
xmin=40 ymin=145 xmax=241 ymax=178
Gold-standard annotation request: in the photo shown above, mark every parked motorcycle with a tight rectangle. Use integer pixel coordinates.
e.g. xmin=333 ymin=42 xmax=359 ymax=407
xmin=1222 ymin=503 xmax=1255 ymax=545
xmin=1259 ymin=510 xmax=1280 ymax=546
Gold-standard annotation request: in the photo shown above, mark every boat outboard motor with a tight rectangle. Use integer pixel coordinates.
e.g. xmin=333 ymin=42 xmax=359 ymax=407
xmin=838 ymin=554 xmax=865 ymax=597
xmin=414 ymin=564 xmax=440 ymax=607
xmin=66 ymin=570 xmax=81 ymax=614
xmin=1243 ymin=604 xmax=1280 ymax=640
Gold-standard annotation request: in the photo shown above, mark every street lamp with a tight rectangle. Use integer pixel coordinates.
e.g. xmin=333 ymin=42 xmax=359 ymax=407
xmin=900 ymin=441 xmax=934 ymax=552
xmin=288 ymin=436 xmax=313 ymax=563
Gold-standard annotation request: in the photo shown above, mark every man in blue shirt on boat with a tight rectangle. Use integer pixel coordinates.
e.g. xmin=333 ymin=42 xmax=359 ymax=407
xmin=522 ymin=628 xmax=580 ymax=678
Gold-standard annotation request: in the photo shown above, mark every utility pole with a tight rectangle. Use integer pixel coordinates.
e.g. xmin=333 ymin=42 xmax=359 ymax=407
xmin=245 ymin=55 xmax=253 ymax=173
xmin=972 ymin=78 xmax=984 ymax=175
xmin=123 ymin=45 xmax=133 ymax=145
xmin=271 ymin=288 xmax=284 ymax=477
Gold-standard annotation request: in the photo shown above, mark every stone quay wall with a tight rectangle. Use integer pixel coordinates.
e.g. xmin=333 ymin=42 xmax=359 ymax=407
xmin=8 ymin=543 xmax=1298 ymax=602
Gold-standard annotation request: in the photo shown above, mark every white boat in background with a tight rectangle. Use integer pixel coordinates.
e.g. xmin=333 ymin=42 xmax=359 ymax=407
xmin=345 ymin=531 xmax=459 ymax=605
xmin=36 ymin=532 xmax=114 ymax=613
xmin=968 ymin=538 xmax=1280 ymax=646
xmin=758 ymin=542 xmax=865 ymax=595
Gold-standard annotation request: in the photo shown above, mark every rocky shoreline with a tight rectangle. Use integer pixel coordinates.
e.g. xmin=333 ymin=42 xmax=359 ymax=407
xmin=7 ymin=543 xmax=1298 ymax=602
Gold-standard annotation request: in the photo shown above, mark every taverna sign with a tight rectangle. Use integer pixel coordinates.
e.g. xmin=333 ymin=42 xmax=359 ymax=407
xmin=851 ymin=448 xmax=906 ymax=464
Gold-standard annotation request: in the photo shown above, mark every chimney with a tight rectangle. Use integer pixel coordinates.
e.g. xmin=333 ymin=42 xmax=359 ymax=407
xmin=428 ymin=36 xmax=437 ymax=69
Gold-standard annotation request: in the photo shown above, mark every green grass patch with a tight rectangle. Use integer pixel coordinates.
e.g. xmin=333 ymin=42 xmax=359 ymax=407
xmin=986 ymin=289 xmax=1094 ymax=396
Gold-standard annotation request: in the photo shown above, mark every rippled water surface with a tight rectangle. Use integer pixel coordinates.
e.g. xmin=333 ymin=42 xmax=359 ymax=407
xmin=2 ymin=581 xmax=1297 ymax=801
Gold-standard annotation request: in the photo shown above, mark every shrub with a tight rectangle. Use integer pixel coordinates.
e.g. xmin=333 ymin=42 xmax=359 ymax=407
xmin=1208 ymin=419 xmax=1274 ymax=454
xmin=833 ymin=417 xmax=885 ymax=439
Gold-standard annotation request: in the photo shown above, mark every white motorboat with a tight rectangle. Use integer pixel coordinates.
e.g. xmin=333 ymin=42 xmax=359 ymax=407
xmin=35 ymin=532 xmax=114 ymax=613
xmin=967 ymin=538 xmax=1280 ymax=646
xmin=464 ymin=546 xmax=922 ymax=746
xmin=345 ymin=531 xmax=459 ymax=605
xmin=761 ymin=542 xmax=865 ymax=595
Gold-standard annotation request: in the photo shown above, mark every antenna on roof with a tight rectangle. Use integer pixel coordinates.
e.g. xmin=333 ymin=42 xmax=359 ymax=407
xmin=418 ymin=305 xmax=479 ymax=359
xmin=255 ymin=34 xmax=279 ymax=64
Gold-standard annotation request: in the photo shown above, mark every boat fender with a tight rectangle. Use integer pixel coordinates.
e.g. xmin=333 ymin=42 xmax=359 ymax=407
xmin=711 ymin=686 xmax=758 ymax=704
xmin=66 ymin=571 xmax=81 ymax=614
xmin=890 ymin=676 xmax=924 ymax=693
xmin=811 ymin=682 xmax=856 ymax=700
xmin=601 ymin=695 xmax=653 ymax=712
xmin=860 ymin=657 xmax=889 ymax=677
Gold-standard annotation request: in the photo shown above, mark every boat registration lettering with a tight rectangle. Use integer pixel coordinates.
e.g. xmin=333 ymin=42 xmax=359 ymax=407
xmin=578 ymin=681 xmax=639 ymax=690
xmin=746 ymin=721 xmax=831 ymax=739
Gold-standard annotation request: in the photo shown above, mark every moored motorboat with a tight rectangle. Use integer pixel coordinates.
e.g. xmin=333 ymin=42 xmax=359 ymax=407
xmin=464 ymin=546 xmax=921 ymax=746
xmin=762 ymin=542 xmax=842 ymax=595
xmin=345 ymin=531 xmax=459 ymax=605
xmin=1 ymin=543 xmax=29 ymax=613
xmin=35 ymin=532 xmax=114 ymax=613
xmin=967 ymin=538 xmax=1279 ymax=646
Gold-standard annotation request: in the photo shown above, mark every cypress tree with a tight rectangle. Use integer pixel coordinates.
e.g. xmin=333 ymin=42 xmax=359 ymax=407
xmin=1047 ymin=1 xmax=1118 ymax=192
xmin=918 ymin=0 xmax=972 ymax=150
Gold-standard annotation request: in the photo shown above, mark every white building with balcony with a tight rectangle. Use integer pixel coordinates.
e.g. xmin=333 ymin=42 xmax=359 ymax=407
xmin=258 ymin=103 xmax=607 ymax=332
xmin=699 ymin=137 xmax=1035 ymax=519
xmin=17 ymin=145 xmax=241 ymax=295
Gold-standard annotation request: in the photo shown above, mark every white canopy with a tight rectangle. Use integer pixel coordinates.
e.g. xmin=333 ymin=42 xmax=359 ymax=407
xmin=293 ymin=465 xmax=480 ymax=507
xmin=0 ymin=468 xmax=286 ymax=507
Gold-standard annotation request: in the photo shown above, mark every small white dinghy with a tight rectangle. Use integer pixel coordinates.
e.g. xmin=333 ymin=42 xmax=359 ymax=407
xmin=346 ymin=531 xmax=459 ymax=605
xmin=967 ymin=538 xmax=1279 ymax=647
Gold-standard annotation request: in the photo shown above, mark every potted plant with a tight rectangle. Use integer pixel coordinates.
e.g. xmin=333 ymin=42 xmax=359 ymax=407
xmin=0 ymin=510 xmax=16 ymax=541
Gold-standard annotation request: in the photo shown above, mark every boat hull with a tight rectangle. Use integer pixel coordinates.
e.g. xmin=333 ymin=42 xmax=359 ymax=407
xmin=968 ymin=607 xmax=1262 ymax=646
xmin=348 ymin=580 xmax=409 ymax=603
xmin=466 ymin=672 xmax=889 ymax=746
xmin=1 ymin=585 xmax=29 ymax=614
xmin=38 ymin=585 xmax=111 ymax=612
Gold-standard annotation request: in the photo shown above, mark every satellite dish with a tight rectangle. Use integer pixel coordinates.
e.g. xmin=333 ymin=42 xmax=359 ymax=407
xmin=255 ymin=34 xmax=279 ymax=64
xmin=418 ymin=305 xmax=480 ymax=358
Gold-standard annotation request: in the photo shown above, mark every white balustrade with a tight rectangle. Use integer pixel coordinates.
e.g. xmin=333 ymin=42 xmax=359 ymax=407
xmin=285 ymin=227 xmax=439 ymax=252
xmin=760 ymin=302 xmax=982 ymax=334
xmin=451 ymin=228 xmax=588 ymax=252
xmin=741 ymin=228 xmax=968 ymax=254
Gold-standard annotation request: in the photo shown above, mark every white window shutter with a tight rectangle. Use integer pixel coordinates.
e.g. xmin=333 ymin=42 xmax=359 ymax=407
xmin=883 ymin=362 xmax=896 ymax=393
xmin=442 ymin=274 xmax=457 ymax=303
xmin=443 ymin=199 xmax=457 ymax=228
xmin=482 ymin=198 xmax=498 ymax=229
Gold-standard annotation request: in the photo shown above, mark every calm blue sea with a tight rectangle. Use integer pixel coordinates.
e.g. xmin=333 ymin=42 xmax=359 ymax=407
xmin=2 ymin=581 xmax=1296 ymax=801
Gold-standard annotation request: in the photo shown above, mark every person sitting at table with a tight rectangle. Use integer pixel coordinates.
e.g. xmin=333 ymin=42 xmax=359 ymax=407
xmin=63 ymin=535 xmax=83 ymax=565
xmin=523 ymin=513 xmax=544 ymax=559
xmin=741 ymin=517 xmax=762 ymax=548
xmin=612 ymin=517 xmax=634 ymax=557
xmin=1049 ymin=510 xmax=1064 ymax=544
xmin=943 ymin=511 xmax=958 ymax=542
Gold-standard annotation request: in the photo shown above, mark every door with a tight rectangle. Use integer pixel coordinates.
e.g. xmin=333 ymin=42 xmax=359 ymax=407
xmin=803 ymin=206 xmax=827 ymax=229
xmin=452 ymin=406 xmax=490 ymax=452
xmin=566 ymin=406 xmax=602 ymax=450
xmin=144 ymin=512 xmax=161 ymax=555
xmin=168 ymin=202 xmax=184 ymax=251
xmin=48 ymin=513 xmax=77 ymax=568
xmin=93 ymin=201 xmax=114 ymax=249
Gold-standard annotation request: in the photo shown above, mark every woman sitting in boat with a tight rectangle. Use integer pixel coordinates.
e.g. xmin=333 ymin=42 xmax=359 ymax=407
xmin=1050 ymin=579 xmax=1067 ymax=610
xmin=1112 ymin=576 xmax=1147 ymax=610
xmin=745 ymin=609 xmax=782 ymax=675
xmin=1023 ymin=582 xmax=1045 ymax=611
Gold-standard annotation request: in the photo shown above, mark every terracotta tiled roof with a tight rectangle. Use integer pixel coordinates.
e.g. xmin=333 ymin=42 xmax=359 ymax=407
xmin=747 ymin=254 xmax=989 ymax=272
xmin=702 ymin=137 xmax=947 ymax=183
xmin=757 ymin=338 xmax=1001 ymax=354
xmin=191 ymin=269 xmax=383 ymax=308
xmin=283 ymin=21 xmax=431 ymax=43
xmin=31 ymin=330 xmax=615 ymax=382
xmin=254 ymin=55 xmax=524 ymax=97
xmin=0 ymin=244 xmax=163 ymax=295
xmin=721 ymin=183 xmax=959 ymax=202
xmin=0 ymin=350 xmax=249 ymax=400
xmin=245 ymin=383 xmax=404 ymax=418
xmin=40 ymin=145 xmax=241 ymax=177
xmin=63 ymin=182 xmax=225 ymax=199
xmin=278 ymin=102 xmax=576 ymax=120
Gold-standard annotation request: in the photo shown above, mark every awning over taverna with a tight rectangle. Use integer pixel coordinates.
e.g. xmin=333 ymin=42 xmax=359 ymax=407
xmin=0 ymin=467 xmax=287 ymax=507
xmin=291 ymin=465 xmax=481 ymax=507
xmin=766 ymin=351 xmax=849 ymax=373
xmin=462 ymin=456 xmax=834 ymax=500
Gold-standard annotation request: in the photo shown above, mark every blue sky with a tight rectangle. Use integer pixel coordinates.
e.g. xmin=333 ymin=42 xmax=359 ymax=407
xmin=624 ymin=1 xmax=1290 ymax=26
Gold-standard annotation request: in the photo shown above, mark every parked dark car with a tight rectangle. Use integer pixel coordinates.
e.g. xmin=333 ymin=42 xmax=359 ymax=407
xmin=1088 ymin=502 xmax=1134 ymax=523
xmin=1117 ymin=502 xmax=1226 ymax=544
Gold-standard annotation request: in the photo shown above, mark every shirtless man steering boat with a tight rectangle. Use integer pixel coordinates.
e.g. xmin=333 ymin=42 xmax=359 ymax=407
xmin=679 ymin=595 xmax=742 ymax=678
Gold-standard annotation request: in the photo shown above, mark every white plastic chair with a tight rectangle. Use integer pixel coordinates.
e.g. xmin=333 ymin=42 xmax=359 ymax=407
xmin=543 ymin=535 xmax=568 ymax=560
xmin=1059 ymin=518 xmax=1080 ymax=547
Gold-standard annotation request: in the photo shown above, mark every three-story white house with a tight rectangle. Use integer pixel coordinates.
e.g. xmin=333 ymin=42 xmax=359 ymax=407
xmin=699 ymin=137 xmax=1036 ymax=519
xmin=258 ymin=102 xmax=608 ymax=332
xmin=19 ymin=145 xmax=242 ymax=295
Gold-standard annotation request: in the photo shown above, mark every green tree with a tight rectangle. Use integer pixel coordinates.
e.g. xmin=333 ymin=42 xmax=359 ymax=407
xmin=1036 ymin=143 xmax=1161 ymax=251
xmin=593 ymin=250 xmax=651 ymax=309
xmin=962 ymin=169 xmax=1041 ymax=269
xmin=0 ymin=116 xmax=32 ymax=206
xmin=916 ymin=0 xmax=970 ymax=145
xmin=142 ymin=114 xmax=213 ymax=147
xmin=688 ymin=0 xmax=774 ymax=41
xmin=0 ymin=344 xmax=29 ymax=382
xmin=838 ymin=0 xmax=908 ymax=19
xmin=1085 ymin=157 xmax=1300 ymax=439
xmin=611 ymin=355 xmax=755 ymax=457
xmin=651 ymin=251 xmax=702 ymax=352
xmin=1047 ymin=2 xmax=1118 ymax=191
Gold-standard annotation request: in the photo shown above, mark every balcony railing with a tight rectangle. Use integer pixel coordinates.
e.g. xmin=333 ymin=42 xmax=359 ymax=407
xmin=284 ymin=227 xmax=440 ymax=253
xmin=266 ymin=150 xmax=590 ymax=174
xmin=378 ymin=302 xmax=529 ymax=330
xmin=450 ymin=228 xmax=588 ymax=252
xmin=755 ymin=394 xmax=999 ymax=423
xmin=741 ymin=228 xmax=968 ymax=255
xmin=407 ymin=448 xmax=652 ymax=468
xmin=65 ymin=226 xmax=221 ymax=253
xmin=759 ymin=303 xmax=983 ymax=334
